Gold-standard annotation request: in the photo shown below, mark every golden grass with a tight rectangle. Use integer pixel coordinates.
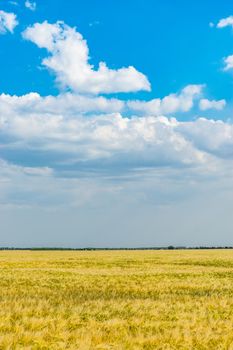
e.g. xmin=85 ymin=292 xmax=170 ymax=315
xmin=0 ymin=249 xmax=233 ymax=349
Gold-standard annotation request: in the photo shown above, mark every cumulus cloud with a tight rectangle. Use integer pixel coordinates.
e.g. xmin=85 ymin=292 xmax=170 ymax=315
xmin=127 ymin=84 xmax=203 ymax=115
xmin=0 ymin=92 xmax=124 ymax=115
xmin=22 ymin=21 xmax=151 ymax=94
xmin=1 ymin=92 xmax=233 ymax=175
xmin=178 ymin=118 xmax=233 ymax=159
xmin=217 ymin=16 xmax=233 ymax=28
xmin=25 ymin=0 xmax=36 ymax=11
xmin=199 ymin=98 xmax=226 ymax=111
xmin=1 ymin=89 xmax=233 ymax=175
xmin=1 ymin=94 xmax=233 ymax=213
xmin=0 ymin=86 xmax=205 ymax=118
xmin=0 ymin=112 xmax=205 ymax=170
xmin=0 ymin=10 xmax=18 ymax=34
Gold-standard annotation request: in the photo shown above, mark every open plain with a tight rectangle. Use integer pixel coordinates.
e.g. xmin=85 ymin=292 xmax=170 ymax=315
xmin=0 ymin=250 xmax=233 ymax=349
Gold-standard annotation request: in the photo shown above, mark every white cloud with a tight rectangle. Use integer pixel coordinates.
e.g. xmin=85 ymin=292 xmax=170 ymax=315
xmin=217 ymin=16 xmax=233 ymax=28
xmin=127 ymin=84 xmax=203 ymax=115
xmin=216 ymin=17 xmax=233 ymax=71
xmin=22 ymin=21 xmax=151 ymax=94
xmin=0 ymin=92 xmax=124 ymax=115
xmin=0 ymin=10 xmax=18 ymax=34
xmin=0 ymin=91 xmax=210 ymax=171
xmin=0 ymin=112 xmax=205 ymax=168
xmin=223 ymin=54 xmax=233 ymax=71
xmin=1 ymin=93 xmax=232 ymax=173
xmin=199 ymin=98 xmax=226 ymax=111
xmin=2 ymin=91 xmax=233 ymax=174
xmin=25 ymin=0 xmax=36 ymax=11
xmin=178 ymin=118 xmax=233 ymax=159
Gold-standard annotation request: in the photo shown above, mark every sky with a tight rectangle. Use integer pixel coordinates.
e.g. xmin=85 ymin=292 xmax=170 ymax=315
xmin=1 ymin=0 xmax=233 ymax=247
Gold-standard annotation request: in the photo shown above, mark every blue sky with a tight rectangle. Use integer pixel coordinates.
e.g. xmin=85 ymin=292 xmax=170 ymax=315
xmin=1 ymin=0 xmax=233 ymax=100
xmin=1 ymin=0 xmax=233 ymax=247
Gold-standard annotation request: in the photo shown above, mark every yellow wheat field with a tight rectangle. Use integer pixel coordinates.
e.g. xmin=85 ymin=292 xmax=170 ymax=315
xmin=0 ymin=250 xmax=233 ymax=349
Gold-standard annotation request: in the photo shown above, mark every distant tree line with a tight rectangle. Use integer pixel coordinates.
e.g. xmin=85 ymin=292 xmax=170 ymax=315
xmin=0 ymin=246 xmax=233 ymax=251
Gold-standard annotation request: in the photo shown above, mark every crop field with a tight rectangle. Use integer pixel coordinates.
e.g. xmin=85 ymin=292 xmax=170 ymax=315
xmin=0 ymin=250 xmax=233 ymax=349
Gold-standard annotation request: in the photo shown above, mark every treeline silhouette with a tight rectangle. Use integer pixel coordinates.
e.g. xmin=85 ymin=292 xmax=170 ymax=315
xmin=0 ymin=246 xmax=233 ymax=251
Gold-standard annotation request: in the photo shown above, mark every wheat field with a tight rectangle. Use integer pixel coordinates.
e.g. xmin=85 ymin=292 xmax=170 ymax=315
xmin=0 ymin=250 xmax=233 ymax=349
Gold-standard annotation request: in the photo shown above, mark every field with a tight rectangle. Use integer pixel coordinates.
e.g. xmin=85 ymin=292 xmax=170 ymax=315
xmin=0 ymin=250 xmax=233 ymax=349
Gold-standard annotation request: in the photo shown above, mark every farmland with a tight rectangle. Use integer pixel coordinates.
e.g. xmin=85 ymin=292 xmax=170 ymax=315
xmin=0 ymin=250 xmax=233 ymax=349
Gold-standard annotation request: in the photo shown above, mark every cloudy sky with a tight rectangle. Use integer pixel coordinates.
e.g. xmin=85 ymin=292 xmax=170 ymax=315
xmin=1 ymin=0 xmax=233 ymax=247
